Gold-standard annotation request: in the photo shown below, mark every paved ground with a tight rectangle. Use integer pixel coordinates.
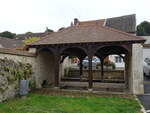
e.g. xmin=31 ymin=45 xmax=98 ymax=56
xmin=138 ymin=76 xmax=150 ymax=113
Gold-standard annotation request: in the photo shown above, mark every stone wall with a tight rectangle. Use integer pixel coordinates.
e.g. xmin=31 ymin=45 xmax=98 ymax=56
xmin=129 ymin=44 xmax=144 ymax=94
xmin=65 ymin=69 xmax=124 ymax=80
xmin=36 ymin=51 xmax=55 ymax=88
xmin=0 ymin=48 xmax=36 ymax=79
xmin=0 ymin=57 xmax=33 ymax=102
xmin=0 ymin=48 xmax=36 ymax=102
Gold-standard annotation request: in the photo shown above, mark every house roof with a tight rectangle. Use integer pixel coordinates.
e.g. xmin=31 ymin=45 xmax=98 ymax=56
xmin=77 ymin=14 xmax=136 ymax=33
xmin=15 ymin=32 xmax=52 ymax=40
xmin=0 ymin=37 xmax=23 ymax=49
xmin=105 ymin=14 xmax=136 ymax=33
xmin=29 ymin=24 xmax=145 ymax=46
xmin=78 ymin=19 xmax=105 ymax=26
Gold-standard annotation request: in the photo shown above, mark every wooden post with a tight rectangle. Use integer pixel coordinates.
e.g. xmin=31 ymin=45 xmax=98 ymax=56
xmin=79 ymin=58 xmax=83 ymax=76
xmin=101 ymin=59 xmax=104 ymax=80
xmin=54 ymin=52 xmax=60 ymax=88
xmin=124 ymin=54 xmax=129 ymax=88
xmin=88 ymin=55 xmax=93 ymax=89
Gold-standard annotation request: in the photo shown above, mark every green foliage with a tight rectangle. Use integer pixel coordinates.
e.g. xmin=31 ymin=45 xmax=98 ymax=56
xmin=0 ymin=58 xmax=33 ymax=81
xmin=111 ymin=63 xmax=116 ymax=69
xmin=137 ymin=21 xmax=150 ymax=36
xmin=29 ymin=80 xmax=36 ymax=89
xmin=45 ymin=27 xmax=54 ymax=32
xmin=4 ymin=66 xmax=10 ymax=72
xmin=23 ymin=37 xmax=40 ymax=46
xmin=0 ymin=31 xmax=16 ymax=38
xmin=104 ymin=61 xmax=116 ymax=69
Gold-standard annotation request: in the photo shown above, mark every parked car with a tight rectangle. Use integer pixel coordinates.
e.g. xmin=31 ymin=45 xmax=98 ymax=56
xmin=143 ymin=57 xmax=150 ymax=77
xmin=78 ymin=57 xmax=100 ymax=68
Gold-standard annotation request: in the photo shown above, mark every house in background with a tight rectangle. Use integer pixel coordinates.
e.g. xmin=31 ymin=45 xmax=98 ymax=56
xmin=142 ymin=36 xmax=150 ymax=62
xmin=68 ymin=14 xmax=136 ymax=69
xmin=15 ymin=27 xmax=53 ymax=41
xmin=0 ymin=37 xmax=23 ymax=49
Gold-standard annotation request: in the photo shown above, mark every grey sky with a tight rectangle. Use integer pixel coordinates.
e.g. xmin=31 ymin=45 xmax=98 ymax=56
xmin=0 ymin=0 xmax=149 ymax=34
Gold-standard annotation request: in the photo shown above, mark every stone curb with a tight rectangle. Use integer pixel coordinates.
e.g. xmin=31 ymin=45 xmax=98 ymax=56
xmin=134 ymin=95 xmax=146 ymax=113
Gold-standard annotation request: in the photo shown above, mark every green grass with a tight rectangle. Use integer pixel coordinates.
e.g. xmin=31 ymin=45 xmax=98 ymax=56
xmin=0 ymin=93 xmax=141 ymax=113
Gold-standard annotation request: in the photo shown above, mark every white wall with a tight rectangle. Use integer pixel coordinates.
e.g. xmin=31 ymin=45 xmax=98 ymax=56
xmin=109 ymin=55 xmax=125 ymax=69
xmin=142 ymin=36 xmax=150 ymax=61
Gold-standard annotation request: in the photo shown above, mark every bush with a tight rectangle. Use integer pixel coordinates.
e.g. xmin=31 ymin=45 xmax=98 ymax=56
xmin=104 ymin=61 xmax=116 ymax=69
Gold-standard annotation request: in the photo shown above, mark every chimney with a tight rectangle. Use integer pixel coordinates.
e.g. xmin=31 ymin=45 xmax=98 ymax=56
xmin=74 ymin=18 xmax=79 ymax=26
xmin=71 ymin=22 xmax=73 ymax=27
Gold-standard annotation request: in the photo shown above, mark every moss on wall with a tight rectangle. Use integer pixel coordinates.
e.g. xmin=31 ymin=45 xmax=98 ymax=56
xmin=0 ymin=57 xmax=33 ymax=81
xmin=0 ymin=57 xmax=33 ymax=102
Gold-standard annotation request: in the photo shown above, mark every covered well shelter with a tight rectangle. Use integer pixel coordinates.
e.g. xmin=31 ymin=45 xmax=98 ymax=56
xmin=28 ymin=24 xmax=145 ymax=94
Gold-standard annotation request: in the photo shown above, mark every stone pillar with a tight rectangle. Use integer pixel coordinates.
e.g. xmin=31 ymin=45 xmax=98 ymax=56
xmin=129 ymin=44 xmax=144 ymax=94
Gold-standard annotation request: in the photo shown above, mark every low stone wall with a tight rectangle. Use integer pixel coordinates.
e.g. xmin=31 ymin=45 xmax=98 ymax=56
xmin=0 ymin=48 xmax=36 ymax=102
xmin=82 ymin=70 xmax=124 ymax=80
xmin=66 ymin=69 xmax=124 ymax=80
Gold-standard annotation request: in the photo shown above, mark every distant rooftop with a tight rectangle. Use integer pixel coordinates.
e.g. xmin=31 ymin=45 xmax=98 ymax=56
xmin=73 ymin=14 xmax=136 ymax=33
xmin=105 ymin=14 xmax=136 ymax=33
xmin=0 ymin=37 xmax=23 ymax=49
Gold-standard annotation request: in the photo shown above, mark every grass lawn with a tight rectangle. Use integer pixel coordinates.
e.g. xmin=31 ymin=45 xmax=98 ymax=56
xmin=0 ymin=93 xmax=141 ymax=113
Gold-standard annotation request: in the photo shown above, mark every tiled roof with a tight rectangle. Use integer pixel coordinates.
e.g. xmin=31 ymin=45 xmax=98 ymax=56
xmin=105 ymin=14 xmax=136 ymax=33
xmin=79 ymin=19 xmax=105 ymax=26
xmin=77 ymin=14 xmax=136 ymax=33
xmin=0 ymin=48 xmax=35 ymax=57
xmin=0 ymin=37 xmax=23 ymax=49
xmin=29 ymin=24 xmax=145 ymax=46
xmin=15 ymin=32 xmax=52 ymax=40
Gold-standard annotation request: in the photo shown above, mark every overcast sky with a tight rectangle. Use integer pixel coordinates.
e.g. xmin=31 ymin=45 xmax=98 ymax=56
xmin=0 ymin=0 xmax=149 ymax=34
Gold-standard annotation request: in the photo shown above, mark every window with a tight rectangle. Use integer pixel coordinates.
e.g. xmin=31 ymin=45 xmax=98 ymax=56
xmin=115 ymin=56 xmax=122 ymax=63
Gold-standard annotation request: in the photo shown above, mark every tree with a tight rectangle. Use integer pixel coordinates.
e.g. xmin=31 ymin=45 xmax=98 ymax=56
xmin=45 ymin=27 xmax=54 ymax=32
xmin=0 ymin=31 xmax=16 ymax=38
xmin=23 ymin=37 xmax=40 ymax=46
xmin=136 ymin=21 xmax=150 ymax=36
